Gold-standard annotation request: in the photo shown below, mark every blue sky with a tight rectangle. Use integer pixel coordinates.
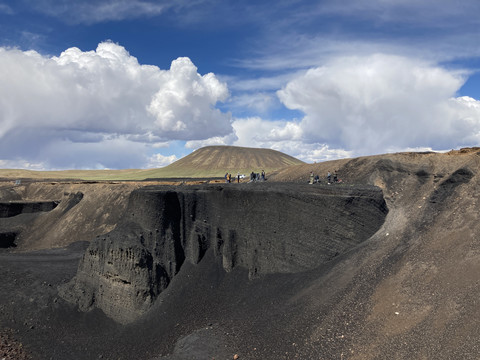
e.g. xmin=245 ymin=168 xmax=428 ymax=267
xmin=1 ymin=0 xmax=480 ymax=170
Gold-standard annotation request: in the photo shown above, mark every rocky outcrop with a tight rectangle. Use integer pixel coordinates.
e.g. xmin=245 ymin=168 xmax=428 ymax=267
xmin=0 ymin=181 xmax=143 ymax=251
xmin=0 ymin=193 xmax=80 ymax=249
xmin=60 ymin=183 xmax=388 ymax=324
xmin=0 ymin=201 xmax=59 ymax=218
xmin=0 ymin=200 xmax=59 ymax=248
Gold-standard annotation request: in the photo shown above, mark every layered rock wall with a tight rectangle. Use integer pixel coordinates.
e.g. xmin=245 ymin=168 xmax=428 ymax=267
xmin=60 ymin=184 xmax=388 ymax=323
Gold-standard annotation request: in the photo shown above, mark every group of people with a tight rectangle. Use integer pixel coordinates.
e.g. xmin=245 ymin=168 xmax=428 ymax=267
xmin=224 ymin=170 xmax=266 ymax=183
xmin=225 ymin=172 xmax=240 ymax=183
xmin=249 ymin=170 xmax=266 ymax=182
xmin=309 ymin=170 xmax=341 ymax=184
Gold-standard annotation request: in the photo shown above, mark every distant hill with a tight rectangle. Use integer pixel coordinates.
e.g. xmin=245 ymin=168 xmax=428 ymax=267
xmin=0 ymin=146 xmax=305 ymax=180
xmin=139 ymin=145 xmax=305 ymax=179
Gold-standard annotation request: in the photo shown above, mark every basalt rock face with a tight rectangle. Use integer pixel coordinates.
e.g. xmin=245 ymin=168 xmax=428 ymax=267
xmin=60 ymin=183 xmax=388 ymax=324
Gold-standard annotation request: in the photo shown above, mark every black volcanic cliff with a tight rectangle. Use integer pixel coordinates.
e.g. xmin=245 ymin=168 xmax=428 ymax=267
xmin=60 ymin=183 xmax=388 ymax=324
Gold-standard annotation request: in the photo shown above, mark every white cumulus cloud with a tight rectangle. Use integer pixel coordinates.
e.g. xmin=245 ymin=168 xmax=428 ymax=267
xmin=0 ymin=41 xmax=231 ymax=169
xmin=147 ymin=153 xmax=178 ymax=168
xmin=277 ymin=54 xmax=480 ymax=155
xmin=147 ymin=57 xmax=231 ymax=139
xmin=229 ymin=117 xmax=350 ymax=162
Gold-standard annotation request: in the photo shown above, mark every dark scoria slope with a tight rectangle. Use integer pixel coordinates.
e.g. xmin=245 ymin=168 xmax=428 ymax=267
xmin=60 ymin=183 xmax=387 ymax=325
xmin=270 ymin=148 xmax=480 ymax=359
xmin=4 ymin=149 xmax=480 ymax=359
